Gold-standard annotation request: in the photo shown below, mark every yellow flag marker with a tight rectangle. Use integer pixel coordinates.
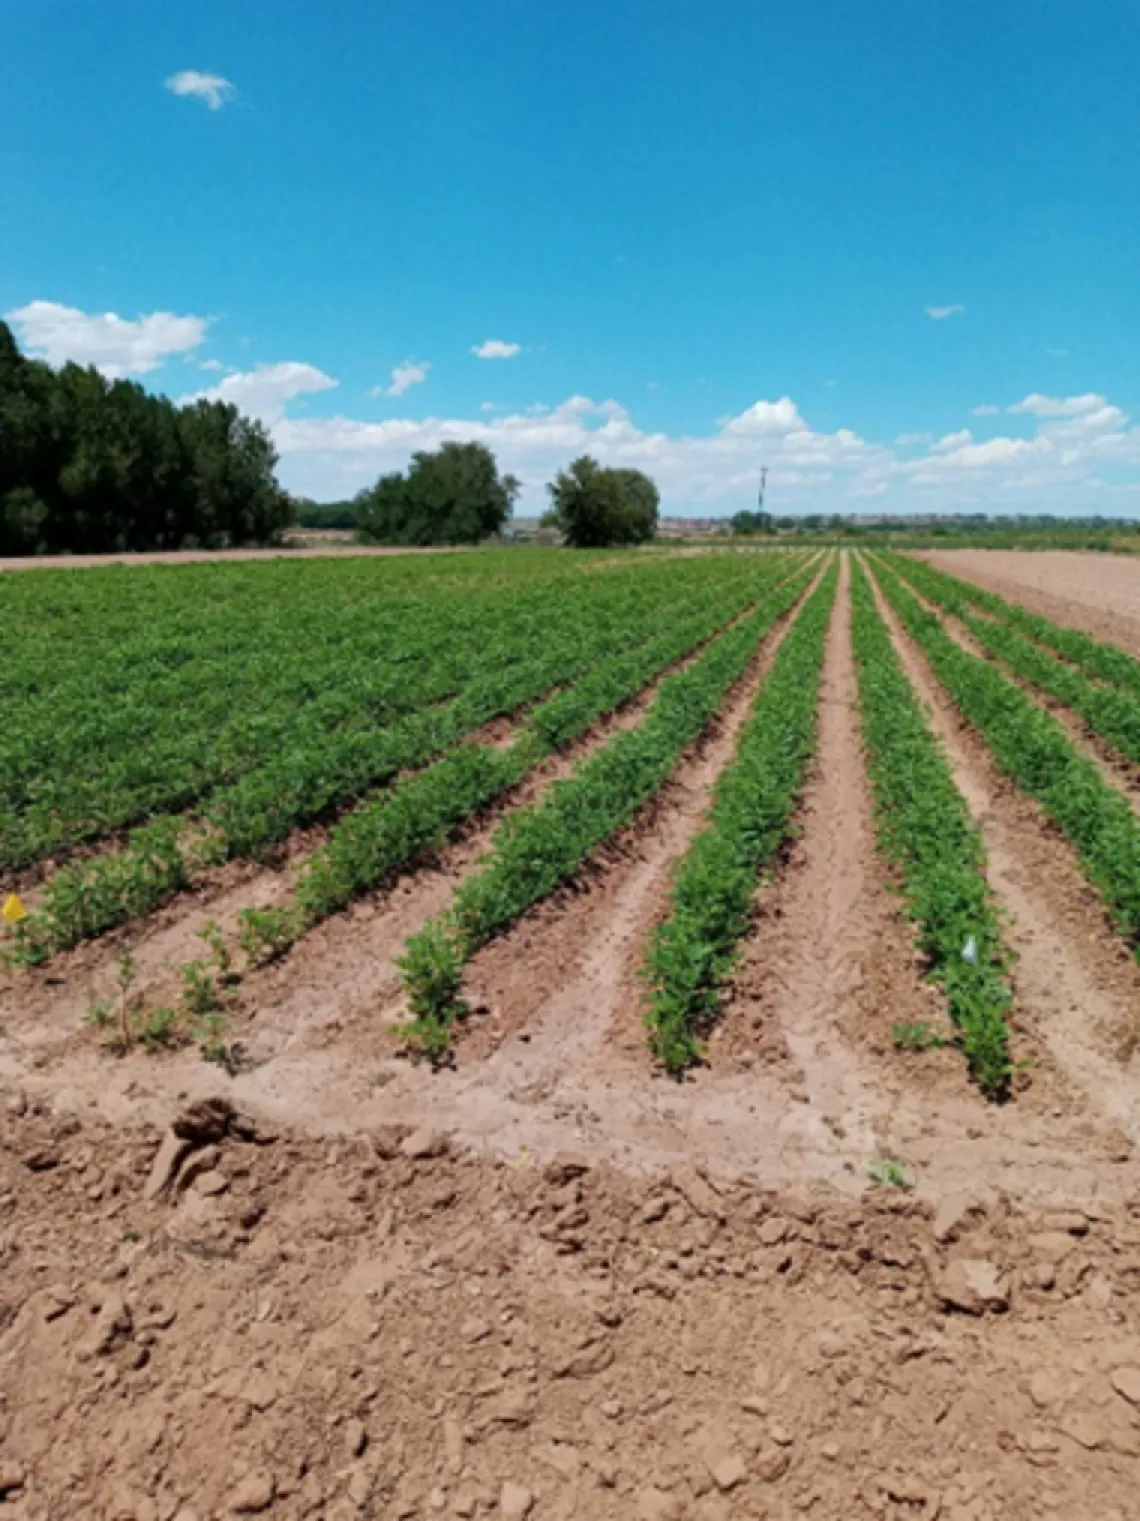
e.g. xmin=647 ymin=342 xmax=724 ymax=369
xmin=2 ymin=893 xmax=27 ymax=925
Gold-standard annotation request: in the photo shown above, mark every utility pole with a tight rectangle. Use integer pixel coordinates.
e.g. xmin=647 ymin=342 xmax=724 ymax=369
xmin=758 ymin=466 xmax=772 ymax=534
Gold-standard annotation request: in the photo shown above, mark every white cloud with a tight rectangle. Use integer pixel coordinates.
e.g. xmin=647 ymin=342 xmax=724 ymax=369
xmin=1045 ymin=346 xmax=1069 ymax=359
xmin=932 ymin=429 xmax=973 ymax=453
xmin=5 ymin=299 xmax=209 ymax=377
xmin=471 ymin=339 xmax=521 ymax=360
xmin=719 ymin=396 xmax=804 ymax=436
xmin=1009 ymin=392 xmax=1106 ymax=418
xmin=184 ymin=361 xmax=337 ymax=422
xmin=164 ymin=71 xmax=235 ymax=110
xmin=972 ymin=404 xmax=1000 ymax=416
xmin=271 ymin=391 xmax=894 ymax=511
xmin=925 ymin=304 xmax=966 ymax=321
xmin=369 ymin=361 xmax=431 ymax=399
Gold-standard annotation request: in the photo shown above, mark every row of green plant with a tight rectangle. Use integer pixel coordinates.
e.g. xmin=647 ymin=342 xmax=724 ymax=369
xmin=850 ymin=558 xmax=1013 ymax=1098
xmin=884 ymin=555 xmax=1140 ymax=769
xmin=872 ymin=559 xmax=1140 ymax=953
xmin=5 ymin=557 xmax=805 ymax=965
xmin=2 ymin=548 xmax=773 ymax=867
xmin=888 ymin=553 xmax=1140 ymax=699
xmin=293 ymin=556 xmax=816 ymax=926
xmin=641 ymin=560 xmax=838 ymax=1075
xmin=395 ymin=560 xmax=827 ymax=1057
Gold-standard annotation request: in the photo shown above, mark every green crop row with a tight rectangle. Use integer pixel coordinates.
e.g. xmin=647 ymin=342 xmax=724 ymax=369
xmin=871 ymin=558 xmax=1140 ymax=954
xmin=395 ymin=560 xmax=826 ymax=1057
xmin=851 ymin=559 xmax=1012 ymax=1098
xmin=7 ymin=557 xmax=808 ymax=965
xmin=884 ymin=555 xmax=1140 ymax=770
xmin=2 ymin=549 xmax=779 ymax=867
xmin=641 ymin=560 xmax=838 ymax=1075
xmin=294 ymin=557 xmax=816 ymax=925
xmin=889 ymin=552 xmax=1140 ymax=699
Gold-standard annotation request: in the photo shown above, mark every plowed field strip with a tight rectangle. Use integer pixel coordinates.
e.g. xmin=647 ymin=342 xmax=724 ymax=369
xmin=865 ymin=562 xmax=1140 ymax=1143
xmin=885 ymin=556 xmax=1140 ymax=811
xmin=919 ymin=549 xmax=1140 ymax=659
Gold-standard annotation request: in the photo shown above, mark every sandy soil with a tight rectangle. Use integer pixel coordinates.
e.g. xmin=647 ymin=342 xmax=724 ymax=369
xmin=920 ymin=550 xmax=1140 ymax=658
xmin=4 ymin=551 xmax=1140 ymax=1518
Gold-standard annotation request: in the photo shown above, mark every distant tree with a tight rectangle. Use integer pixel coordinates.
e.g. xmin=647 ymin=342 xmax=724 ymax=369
xmin=294 ymin=499 xmax=357 ymax=530
xmin=543 ymin=456 xmax=659 ymax=547
xmin=354 ymin=441 xmax=519 ymax=546
xmin=0 ymin=318 xmax=293 ymax=555
xmin=730 ymin=509 xmax=774 ymax=535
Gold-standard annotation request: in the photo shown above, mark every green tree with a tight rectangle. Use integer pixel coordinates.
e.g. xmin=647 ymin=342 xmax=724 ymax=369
xmin=355 ymin=441 xmax=519 ymax=545
xmin=0 ymin=319 xmax=292 ymax=555
xmin=543 ymin=456 xmax=659 ymax=547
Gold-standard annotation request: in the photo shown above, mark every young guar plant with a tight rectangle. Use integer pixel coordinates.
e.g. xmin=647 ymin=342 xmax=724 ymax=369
xmin=7 ymin=556 xmax=800 ymax=965
xmin=871 ymin=558 xmax=1140 ymax=955
xmin=293 ymin=557 xmax=815 ymax=925
xmin=395 ymin=559 xmax=828 ymax=1058
xmin=641 ymin=560 xmax=839 ymax=1075
xmin=106 ymin=560 xmax=815 ymax=1048
xmin=850 ymin=557 xmax=1013 ymax=1099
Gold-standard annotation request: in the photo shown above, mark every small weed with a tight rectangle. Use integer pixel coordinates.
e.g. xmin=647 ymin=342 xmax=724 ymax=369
xmin=198 ymin=919 xmax=231 ymax=975
xmin=237 ymin=905 xmax=299 ymax=967
xmin=195 ymin=1009 xmax=235 ymax=1069
xmin=139 ymin=1004 xmax=182 ymax=1049
xmin=891 ymin=1021 xmax=948 ymax=1053
xmin=180 ymin=959 xmax=221 ymax=1018
xmin=84 ymin=991 xmax=114 ymax=1031
xmin=868 ymin=1158 xmax=914 ymax=1191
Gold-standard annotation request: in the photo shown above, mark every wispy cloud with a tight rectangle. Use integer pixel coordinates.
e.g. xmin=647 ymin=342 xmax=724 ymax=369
xmin=163 ymin=70 xmax=236 ymax=110
xmin=972 ymin=404 xmax=1000 ymax=416
xmin=471 ymin=339 xmax=521 ymax=360
xmin=5 ymin=299 xmax=209 ymax=377
xmin=184 ymin=362 xmax=337 ymax=422
xmin=925 ymin=304 xmax=966 ymax=321
xmin=369 ymin=361 xmax=431 ymax=399
xmin=1045 ymin=346 xmax=1069 ymax=359
xmin=1009 ymin=393 xmax=1104 ymax=418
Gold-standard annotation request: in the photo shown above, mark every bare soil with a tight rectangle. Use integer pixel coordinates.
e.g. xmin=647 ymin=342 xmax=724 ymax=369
xmin=921 ymin=549 xmax=1140 ymax=658
xmin=3 ymin=551 xmax=1140 ymax=1519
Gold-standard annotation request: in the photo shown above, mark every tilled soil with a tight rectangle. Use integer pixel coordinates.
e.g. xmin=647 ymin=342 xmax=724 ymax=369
xmin=920 ymin=550 xmax=1140 ymax=658
xmin=4 ymin=551 xmax=1140 ymax=1518
xmin=2 ymin=1096 xmax=1140 ymax=1521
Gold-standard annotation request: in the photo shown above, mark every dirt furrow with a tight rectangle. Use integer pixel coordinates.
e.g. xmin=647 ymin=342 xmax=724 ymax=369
xmin=866 ymin=561 xmax=1140 ymax=1153
xmin=453 ymin=565 xmax=819 ymax=1068
xmin=713 ymin=553 xmax=929 ymax=1149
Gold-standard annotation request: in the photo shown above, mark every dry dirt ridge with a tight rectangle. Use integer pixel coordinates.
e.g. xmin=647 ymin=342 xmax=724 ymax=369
xmin=2 ymin=1094 xmax=1140 ymax=1521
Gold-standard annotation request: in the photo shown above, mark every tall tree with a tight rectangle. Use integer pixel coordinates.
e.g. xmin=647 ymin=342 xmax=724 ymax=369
xmin=544 ymin=456 xmax=659 ymax=547
xmin=355 ymin=441 xmax=519 ymax=545
xmin=0 ymin=319 xmax=293 ymax=556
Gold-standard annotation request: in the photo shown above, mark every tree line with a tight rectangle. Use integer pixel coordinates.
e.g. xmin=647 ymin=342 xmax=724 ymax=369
xmin=353 ymin=442 xmax=659 ymax=548
xmin=0 ymin=319 xmax=292 ymax=555
xmin=0 ymin=315 xmax=661 ymax=555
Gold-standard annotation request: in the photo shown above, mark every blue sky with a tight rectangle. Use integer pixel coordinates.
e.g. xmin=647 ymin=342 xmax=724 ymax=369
xmin=3 ymin=0 xmax=1138 ymax=515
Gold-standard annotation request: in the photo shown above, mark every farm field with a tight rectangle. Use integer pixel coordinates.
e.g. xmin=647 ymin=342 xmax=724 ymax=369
xmin=3 ymin=546 xmax=1140 ymax=1521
